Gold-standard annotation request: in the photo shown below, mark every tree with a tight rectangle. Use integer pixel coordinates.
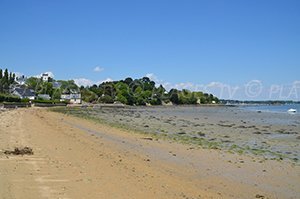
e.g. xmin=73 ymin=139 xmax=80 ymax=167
xmin=9 ymin=72 xmax=13 ymax=84
xmin=169 ymin=89 xmax=179 ymax=104
xmin=80 ymin=76 xmax=219 ymax=105
xmin=89 ymin=84 xmax=102 ymax=96
xmin=26 ymin=77 xmax=40 ymax=90
xmin=4 ymin=69 xmax=9 ymax=82
xmin=0 ymin=69 xmax=3 ymax=93
xmin=124 ymin=77 xmax=133 ymax=85
xmin=37 ymin=82 xmax=53 ymax=96
xmin=99 ymin=82 xmax=115 ymax=97
xmin=116 ymin=93 xmax=128 ymax=104
xmin=52 ymin=88 xmax=62 ymax=100
xmin=58 ymin=80 xmax=78 ymax=90
xmin=135 ymin=96 xmax=146 ymax=106
xmin=98 ymin=95 xmax=114 ymax=104
xmin=81 ymin=89 xmax=98 ymax=103
xmin=2 ymin=69 xmax=10 ymax=93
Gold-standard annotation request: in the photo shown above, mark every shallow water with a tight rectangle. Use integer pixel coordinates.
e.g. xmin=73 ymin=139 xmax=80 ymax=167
xmin=241 ymin=104 xmax=300 ymax=115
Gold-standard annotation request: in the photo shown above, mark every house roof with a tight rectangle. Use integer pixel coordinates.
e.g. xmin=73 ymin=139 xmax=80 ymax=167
xmin=16 ymin=76 xmax=27 ymax=81
xmin=62 ymin=89 xmax=80 ymax=94
xmin=52 ymin=81 xmax=62 ymax=88
xmin=14 ymin=88 xmax=36 ymax=97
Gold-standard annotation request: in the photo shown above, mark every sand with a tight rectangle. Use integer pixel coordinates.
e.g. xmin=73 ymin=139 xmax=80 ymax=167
xmin=0 ymin=108 xmax=299 ymax=198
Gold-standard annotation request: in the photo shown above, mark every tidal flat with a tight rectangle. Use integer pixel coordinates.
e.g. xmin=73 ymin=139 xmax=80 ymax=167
xmin=52 ymin=105 xmax=300 ymax=162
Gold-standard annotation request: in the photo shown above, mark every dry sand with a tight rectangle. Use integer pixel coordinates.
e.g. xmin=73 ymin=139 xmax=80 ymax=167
xmin=0 ymin=108 xmax=299 ymax=199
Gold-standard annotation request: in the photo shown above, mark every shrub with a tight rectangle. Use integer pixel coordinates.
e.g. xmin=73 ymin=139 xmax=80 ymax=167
xmin=0 ymin=93 xmax=21 ymax=102
xmin=98 ymin=95 xmax=114 ymax=104
xmin=33 ymin=99 xmax=65 ymax=104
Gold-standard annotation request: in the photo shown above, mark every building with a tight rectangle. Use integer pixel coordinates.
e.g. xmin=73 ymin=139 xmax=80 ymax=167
xmin=37 ymin=94 xmax=51 ymax=100
xmin=12 ymin=88 xmax=36 ymax=100
xmin=61 ymin=89 xmax=82 ymax=104
xmin=15 ymin=75 xmax=27 ymax=85
xmin=52 ymin=81 xmax=62 ymax=89
xmin=42 ymin=73 xmax=50 ymax=82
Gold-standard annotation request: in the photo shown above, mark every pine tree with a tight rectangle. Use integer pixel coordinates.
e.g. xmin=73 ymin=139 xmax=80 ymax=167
xmin=4 ymin=69 xmax=9 ymax=84
xmin=0 ymin=69 xmax=3 ymax=93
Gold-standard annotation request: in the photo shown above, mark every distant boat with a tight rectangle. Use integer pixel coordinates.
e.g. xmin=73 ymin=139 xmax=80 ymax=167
xmin=288 ymin=109 xmax=297 ymax=113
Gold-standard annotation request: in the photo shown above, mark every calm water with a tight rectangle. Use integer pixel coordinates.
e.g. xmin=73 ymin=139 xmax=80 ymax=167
xmin=241 ymin=104 xmax=300 ymax=114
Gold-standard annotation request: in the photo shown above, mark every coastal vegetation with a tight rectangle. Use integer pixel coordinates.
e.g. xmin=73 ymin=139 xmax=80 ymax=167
xmin=25 ymin=77 xmax=79 ymax=100
xmin=0 ymin=68 xmax=19 ymax=102
xmin=221 ymin=99 xmax=300 ymax=105
xmin=1 ymin=67 xmax=219 ymax=105
xmin=0 ymin=68 xmax=16 ymax=93
xmin=80 ymin=77 xmax=219 ymax=105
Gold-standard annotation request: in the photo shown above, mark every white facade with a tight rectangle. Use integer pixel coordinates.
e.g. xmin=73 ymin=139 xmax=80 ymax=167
xmin=61 ymin=93 xmax=82 ymax=104
xmin=38 ymin=94 xmax=51 ymax=100
xmin=42 ymin=74 xmax=50 ymax=82
xmin=12 ymin=88 xmax=36 ymax=100
xmin=16 ymin=76 xmax=27 ymax=85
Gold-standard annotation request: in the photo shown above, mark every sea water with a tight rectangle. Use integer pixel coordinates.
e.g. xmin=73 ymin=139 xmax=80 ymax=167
xmin=242 ymin=104 xmax=300 ymax=114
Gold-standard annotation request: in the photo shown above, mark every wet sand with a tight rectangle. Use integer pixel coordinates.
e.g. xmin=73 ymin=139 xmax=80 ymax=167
xmin=0 ymin=108 xmax=299 ymax=198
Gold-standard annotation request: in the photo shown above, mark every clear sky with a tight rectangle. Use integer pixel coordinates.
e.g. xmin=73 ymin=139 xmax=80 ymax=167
xmin=0 ymin=0 xmax=299 ymax=100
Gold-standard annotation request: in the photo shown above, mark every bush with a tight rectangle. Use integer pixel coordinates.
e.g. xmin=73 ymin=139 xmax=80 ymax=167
xmin=21 ymin=98 xmax=30 ymax=103
xmin=0 ymin=94 xmax=21 ymax=102
xmin=116 ymin=93 xmax=128 ymax=104
xmin=33 ymin=99 xmax=65 ymax=104
xmin=98 ymin=95 xmax=114 ymax=104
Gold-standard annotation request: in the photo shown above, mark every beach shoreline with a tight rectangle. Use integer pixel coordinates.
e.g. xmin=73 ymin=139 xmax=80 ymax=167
xmin=0 ymin=107 xmax=299 ymax=198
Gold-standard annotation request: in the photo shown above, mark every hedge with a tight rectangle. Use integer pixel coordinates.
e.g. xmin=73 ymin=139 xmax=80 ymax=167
xmin=0 ymin=93 xmax=21 ymax=102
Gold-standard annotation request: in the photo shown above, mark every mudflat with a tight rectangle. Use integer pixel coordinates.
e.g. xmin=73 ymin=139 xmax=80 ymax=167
xmin=0 ymin=108 xmax=299 ymax=199
xmin=54 ymin=106 xmax=300 ymax=161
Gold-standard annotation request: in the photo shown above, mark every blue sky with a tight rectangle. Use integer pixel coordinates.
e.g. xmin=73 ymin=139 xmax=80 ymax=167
xmin=0 ymin=0 xmax=299 ymax=100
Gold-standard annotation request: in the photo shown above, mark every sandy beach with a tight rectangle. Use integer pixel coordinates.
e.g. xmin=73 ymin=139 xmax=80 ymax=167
xmin=0 ymin=107 xmax=299 ymax=199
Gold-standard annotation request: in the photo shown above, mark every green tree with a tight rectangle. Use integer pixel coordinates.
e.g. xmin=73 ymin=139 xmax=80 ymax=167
xmin=26 ymin=77 xmax=40 ymax=90
xmin=124 ymin=77 xmax=133 ymax=85
xmin=0 ymin=69 xmax=3 ymax=93
xmin=4 ymin=69 xmax=9 ymax=82
xmin=37 ymin=82 xmax=54 ymax=96
xmin=89 ymin=84 xmax=102 ymax=96
xmin=98 ymin=95 xmax=114 ymax=104
xmin=169 ymin=89 xmax=179 ymax=104
xmin=52 ymin=88 xmax=62 ymax=100
xmin=81 ymin=89 xmax=98 ymax=103
xmin=116 ymin=93 xmax=128 ymax=104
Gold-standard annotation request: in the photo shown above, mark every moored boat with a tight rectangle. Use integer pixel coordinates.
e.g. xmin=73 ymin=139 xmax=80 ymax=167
xmin=287 ymin=109 xmax=297 ymax=113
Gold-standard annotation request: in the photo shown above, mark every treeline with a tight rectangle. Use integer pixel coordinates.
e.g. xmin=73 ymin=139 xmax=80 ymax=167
xmin=0 ymin=67 xmax=219 ymax=106
xmin=220 ymin=100 xmax=300 ymax=105
xmin=80 ymin=77 xmax=219 ymax=105
xmin=0 ymin=68 xmax=16 ymax=93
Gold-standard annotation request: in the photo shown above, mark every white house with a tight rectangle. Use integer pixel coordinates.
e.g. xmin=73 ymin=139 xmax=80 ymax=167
xmin=38 ymin=94 xmax=51 ymax=100
xmin=61 ymin=89 xmax=82 ymax=104
xmin=15 ymin=75 xmax=27 ymax=85
xmin=12 ymin=88 xmax=36 ymax=100
xmin=42 ymin=73 xmax=50 ymax=82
